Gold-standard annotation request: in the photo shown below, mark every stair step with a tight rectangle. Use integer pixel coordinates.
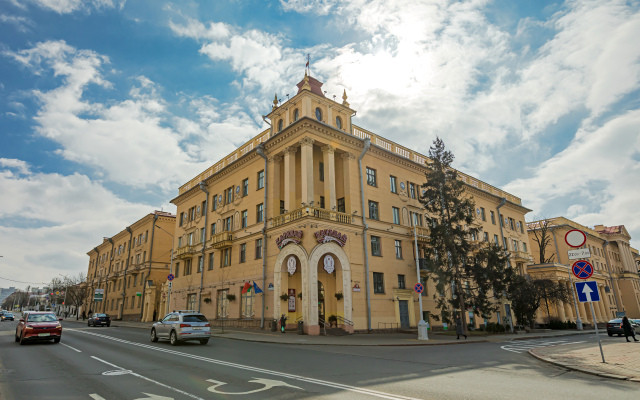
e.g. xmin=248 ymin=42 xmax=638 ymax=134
xmin=326 ymin=328 xmax=349 ymax=336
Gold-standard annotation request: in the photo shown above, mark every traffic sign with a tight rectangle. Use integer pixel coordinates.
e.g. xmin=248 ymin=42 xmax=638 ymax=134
xmin=572 ymin=260 xmax=593 ymax=280
xmin=167 ymin=274 xmax=175 ymax=281
xmin=414 ymin=283 xmax=424 ymax=294
xmin=568 ymin=248 xmax=591 ymax=260
xmin=565 ymin=229 xmax=587 ymax=248
xmin=575 ymin=281 xmax=600 ymax=302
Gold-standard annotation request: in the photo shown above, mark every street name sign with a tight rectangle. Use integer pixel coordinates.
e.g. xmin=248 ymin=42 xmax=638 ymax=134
xmin=565 ymin=229 xmax=587 ymax=248
xmin=568 ymin=248 xmax=591 ymax=260
xmin=575 ymin=281 xmax=600 ymax=302
xmin=572 ymin=260 xmax=594 ymax=279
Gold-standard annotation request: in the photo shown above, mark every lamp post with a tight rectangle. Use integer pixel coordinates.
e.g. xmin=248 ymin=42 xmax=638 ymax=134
xmin=414 ymin=223 xmax=428 ymax=340
xmin=59 ymin=274 xmax=69 ymax=318
xmin=155 ymin=224 xmax=175 ymax=316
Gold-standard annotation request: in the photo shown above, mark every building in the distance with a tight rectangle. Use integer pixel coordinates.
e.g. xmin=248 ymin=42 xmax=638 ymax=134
xmin=527 ymin=217 xmax=640 ymax=323
xmin=84 ymin=211 xmax=175 ymax=321
xmin=0 ymin=287 xmax=17 ymax=308
xmin=166 ymin=73 xmax=534 ymax=335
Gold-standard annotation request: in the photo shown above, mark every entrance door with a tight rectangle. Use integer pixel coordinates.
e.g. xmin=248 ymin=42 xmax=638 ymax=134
xmin=399 ymin=300 xmax=410 ymax=329
xmin=317 ymin=281 xmax=325 ymax=322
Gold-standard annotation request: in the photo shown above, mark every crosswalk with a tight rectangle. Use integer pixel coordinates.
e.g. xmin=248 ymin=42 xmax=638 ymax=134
xmin=500 ymin=338 xmax=587 ymax=353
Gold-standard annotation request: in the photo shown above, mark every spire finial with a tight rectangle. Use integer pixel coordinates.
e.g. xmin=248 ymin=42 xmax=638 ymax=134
xmin=272 ymin=93 xmax=278 ymax=110
xmin=342 ymin=89 xmax=350 ymax=107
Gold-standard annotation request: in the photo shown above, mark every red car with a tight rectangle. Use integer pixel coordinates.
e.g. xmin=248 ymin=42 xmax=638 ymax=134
xmin=15 ymin=312 xmax=63 ymax=345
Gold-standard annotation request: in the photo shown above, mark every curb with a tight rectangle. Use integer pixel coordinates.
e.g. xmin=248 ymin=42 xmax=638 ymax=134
xmin=507 ymin=330 xmax=596 ymax=342
xmin=209 ymin=334 xmax=488 ymax=346
xmin=528 ymin=349 xmax=638 ymax=382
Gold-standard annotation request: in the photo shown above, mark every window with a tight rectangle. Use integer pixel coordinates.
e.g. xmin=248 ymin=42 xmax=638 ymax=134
xmin=222 ymin=248 xmax=231 ymax=267
xmin=390 ymin=176 xmax=397 ymax=193
xmin=409 ymin=183 xmax=416 ymax=199
xmin=184 ymin=259 xmax=192 ymax=275
xmin=392 ymin=207 xmax=400 ymax=224
xmin=512 ymin=240 xmax=519 ymax=251
xmin=336 ymin=116 xmax=342 ymax=129
xmin=337 ymin=198 xmax=345 ymax=213
xmin=143 ymin=251 xmax=147 ymax=263
xmin=373 ymin=272 xmax=384 ymax=293
xmin=371 ymin=236 xmax=381 ymax=256
xmin=509 ymin=218 xmax=515 ymax=230
xmin=411 ymin=212 xmax=422 ymax=227
xmin=127 ymin=276 xmax=131 ymax=288
xmin=320 ymin=196 xmax=325 ymax=209
xmin=366 ymin=167 xmax=377 ymax=186
xmin=201 ymin=201 xmax=206 ymax=216
xmin=395 ymin=240 xmax=402 ymax=259
xmin=480 ymin=207 xmax=486 ymax=221
xmin=133 ymin=275 xmax=138 ymax=286
xmin=188 ymin=232 xmax=194 ymax=245
xmin=294 ymin=108 xmax=299 ymax=121
xmin=490 ymin=211 xmax=496 ymax=225
xmin=241 ymin=290 xmax=254 ymax=318
xmin=224 ymin=216 xmax=233 ymax=232
xmin=174 ymin=262 xmax=179 ymax=278
xmin=212 ymin=195 xmax=218 ymax=211
xmin=200 ymin=228 xmax=205 ymax=243
xmin=242 ymin=179 xmax=249 ymax=196
xmin=226 ymin=187 xmax=233 ymax=204
xmin=368 ymin=200 xmax=379 ymax=220
xmin=186 ymin=293 xmax=197 ymax=311
xmin=197 ymin=256 xmax=203 ymax=273
xmin=278 ymin=119 xmax=283 ymax=132
xmin=315 ymin=107 xmax=322 ymax=121
xmin=217 ymin=289 xmax=229 ymax=318
xmin=398 ymin=274 xmax=406 ymax=289
xmin=256 ymin=238 xmax=263 ymax=259
xmin=256 ymin=203 xmax=264 ymax=223
xmin=257 ymin=170 xmax=264 ymax=190
xmin=519 ymin=221 xmax=524 ymax=234
xmin=211 ymin=223 xmax=216 ymax=236
xmin=523 ymin=242 xmax=527 ymax=253
xmin=494 ymin=235 xmax=499 ymax=245
xmin=208 ymin=253 xmax=214 ymax=270
xmin=420 ymin=276 xmax=428 ymax=296
xmin=503 ymin=237 xmax=508 ymax=250
xmin=240 ymin=243 xmax=246 ymax=263
xmin=483 ymin=232 xmax=489 ymax=242
xmin=319 ymin=162 xmax=324 ymax=182
xmin=280 ymin=200 xmax=286 ymax=215
xmin=241 ymin=210 xmax=248 ymax=228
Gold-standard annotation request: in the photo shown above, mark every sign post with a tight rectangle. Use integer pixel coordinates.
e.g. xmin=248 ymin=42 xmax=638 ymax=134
xmin=413 ymin=225 xmax=428 ymax=341
xmin=566 ymin=230 xmax=588 ymax=331
xmin=576 ymin=281 xmax=605 ymax=363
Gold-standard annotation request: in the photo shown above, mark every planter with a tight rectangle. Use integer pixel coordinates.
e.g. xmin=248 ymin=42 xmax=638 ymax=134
xmin=297 ymin=293 xmax=302 ymax=299
xmin=334 ymin=292 xmax=343 ymax=301
xmin=203 ymin=297 xmax=212 ymax=304
xmin=226 ymin=294 xmax=236 ymax=301
xmin=279 ymin=293 xmax=289 ymax=301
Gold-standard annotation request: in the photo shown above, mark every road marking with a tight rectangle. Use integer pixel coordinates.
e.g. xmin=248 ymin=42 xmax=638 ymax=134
xmin=500 ymin=339 xmax=587 ymax=353
xmin=69 ymin=329 xmax=421 ymax=400
xmin=207 ymin=377 xmax=302 ymax=394
xmin=89 ymin=395 xmax=106 ymax=400
xmin=91 ymin=356 xmax=205 ymax=400
xmin=61 ymin=343 xmax=82 ymax=352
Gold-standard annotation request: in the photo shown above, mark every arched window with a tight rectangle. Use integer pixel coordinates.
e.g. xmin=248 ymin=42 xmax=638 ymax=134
xmin=336 ymin=116 xmax=342 ymax=129
xmin=278 ymin=119 xmax=283 ymax=132
xmin=293 ymin=108 xmax=299 ymax=121
xmin=315 ymin=107 xmax=322 ymax=121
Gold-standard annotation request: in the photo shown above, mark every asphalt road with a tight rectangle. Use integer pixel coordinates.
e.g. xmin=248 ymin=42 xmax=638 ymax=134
xmin=0 ymin=316 xmax=637 ymax=400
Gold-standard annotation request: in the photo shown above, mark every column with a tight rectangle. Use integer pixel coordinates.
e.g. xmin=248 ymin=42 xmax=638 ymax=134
xmin=300 ymin=137 xmax=315 ymax=205
xmin=597 ymin=286 xmax=608 ymax=321
xmin=602 ymin=285 xmax=613 ymax=319
xmin=577 ymin=300 xmax=589 ymax=324
xmin=341 ymin=153 xmax=356 ymax=213
xmin=556 ymin=299 xmax=566 ymax=321
xmin=592 ymin=293 xmax=602 ymax=322
xmin=322 ymin=145 xmax=337 ymax=211
xmin=268 ymin=155 xmax=282 ymax=217
xmin=564 ymin=297 xmax=574 ymax=321
xmin=283 ymin=147 xmax=297 ymax=213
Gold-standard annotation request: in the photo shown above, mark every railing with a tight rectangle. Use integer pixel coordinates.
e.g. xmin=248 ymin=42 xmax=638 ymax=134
xmin=336 ymin=315 xmax=353 ymax=327
xmin=511 ymin=251 xmax=533 ymax=262
xmin=175 ymin=244 xmax=199 ymax=258
xmin=318 ymin=317 xmax=328 ymax=336
xmin=377 ymin=322 xmax=400 ymax=333
xmin=412 ymin=227 xmax=430 ymax=240
xmin=271 ymin=207 xmax=352 ymax=228
xmin=210 ymin=232 xmax=233 ymax=249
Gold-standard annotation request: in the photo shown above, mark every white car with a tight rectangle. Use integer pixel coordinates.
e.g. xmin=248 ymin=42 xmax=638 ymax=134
xmin=150 ymin=310 xmax=211 ymax=345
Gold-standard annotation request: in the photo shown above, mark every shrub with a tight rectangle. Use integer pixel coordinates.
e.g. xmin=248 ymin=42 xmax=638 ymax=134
xmin=485 ymin=322 xmax=506 ymax=333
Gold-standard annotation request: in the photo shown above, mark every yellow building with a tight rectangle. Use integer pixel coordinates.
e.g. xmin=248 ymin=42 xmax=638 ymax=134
xmin=167 ymin=73 xmax=534 ymax=334
xmin=527 ymin=217 xmax=640 ymax=324
xmin=84 ymin=211 xmax=175 ymax=321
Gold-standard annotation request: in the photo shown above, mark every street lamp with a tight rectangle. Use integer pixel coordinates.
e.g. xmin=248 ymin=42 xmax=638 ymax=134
xmin=155 ymin=224 xmax=175 ymax=316
xmin=59 ymin=274 xmax=69 ymax=318
xmin=411 ymin=203 xmax=433 ymax=341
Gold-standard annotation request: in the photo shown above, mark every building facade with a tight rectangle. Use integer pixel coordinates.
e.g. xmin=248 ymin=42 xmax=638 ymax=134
xmin=84 ymin=211 xmax=175 ymax=321
xmin=167 ymin=73 xmax=534 ymax=334
xmin=527 ymin=217 xmax=640 ymax=324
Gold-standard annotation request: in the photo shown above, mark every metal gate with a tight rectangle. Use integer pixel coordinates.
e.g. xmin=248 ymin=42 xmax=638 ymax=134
xmin=399 ymin=300 xmax=410 ymax=329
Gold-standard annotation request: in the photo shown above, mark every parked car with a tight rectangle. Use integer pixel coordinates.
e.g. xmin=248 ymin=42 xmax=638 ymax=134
xmin=150 ymin=310 xmax=211 ymax=346
xmin=15 ymin=312 xmax=62 ymax=344
xmin=606 ymin=318 xmax=640 ymax=336
xmin=88 ymin=313 xmax=111 ymax=327
xmin=1 ymin=312 xmax=15 ymax=321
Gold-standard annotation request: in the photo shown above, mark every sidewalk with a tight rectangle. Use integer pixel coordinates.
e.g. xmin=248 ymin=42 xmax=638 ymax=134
xmin=530 ymin=340 xmax=640 ymax=382
xmin=63 ymin=317 xmax=598 ymax=347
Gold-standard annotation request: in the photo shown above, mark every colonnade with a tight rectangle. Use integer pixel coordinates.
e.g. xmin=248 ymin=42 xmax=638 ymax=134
xmin=554 ymin=280 xmax=613 ymax=325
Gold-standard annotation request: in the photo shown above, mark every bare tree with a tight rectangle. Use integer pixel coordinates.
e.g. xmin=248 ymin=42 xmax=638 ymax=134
xmin=527 ymin=218 xmax=556 ymax=264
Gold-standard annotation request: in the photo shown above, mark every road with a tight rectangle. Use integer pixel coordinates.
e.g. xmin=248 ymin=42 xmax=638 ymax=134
xmin=0 ymin=316 xmax=637 ymax=399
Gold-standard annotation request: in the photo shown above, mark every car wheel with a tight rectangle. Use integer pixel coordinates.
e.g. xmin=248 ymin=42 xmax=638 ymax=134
xmin=199 ymin=339 xmax=209 ymax=345
xmin=53 ymin=338 xmax=60 ymax=344
xmin=107 ymin=323 xmax=110 ymax=327
xmin=88 ymin=321 xmax=91 ymax=327
xmin=608 ymin=332 xmax=613 ymax=337
xmin=170 ymin=331 xmax=179 ymax=346
xmin=150 ymin=329 xmax=158 ymax=342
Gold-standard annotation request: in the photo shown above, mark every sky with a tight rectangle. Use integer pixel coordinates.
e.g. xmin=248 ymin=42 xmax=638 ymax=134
xmin=1 ymin=0 xmax=639 ymax=289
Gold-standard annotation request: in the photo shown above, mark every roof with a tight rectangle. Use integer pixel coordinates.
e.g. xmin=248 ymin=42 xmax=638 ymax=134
xmin=296 ymin=73 xmax=325 ymax=97
xmin=595 ymin=225 xmax=624 ymax=235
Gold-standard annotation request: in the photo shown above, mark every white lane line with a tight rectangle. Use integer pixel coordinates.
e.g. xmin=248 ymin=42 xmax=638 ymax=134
xmin=68 ymin=329 xmax=421 ymax=400
xmin=91 ymin=356 xmax=206 ymax=400
xmin=89 ymin=395 xmax=106 ymax=400
xmin=61 ymin=343 xmax=82 ymax=352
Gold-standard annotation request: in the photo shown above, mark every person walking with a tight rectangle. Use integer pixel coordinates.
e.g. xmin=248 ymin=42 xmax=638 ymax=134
xmin=622 ymin=316 xmax=639 ymax=342
xmin=456 ymin=317 xmax=467 ymax=340
xmin=82 ymin=311 xmax=86 ymax=321
xmin=279 ymin=314 xmax=287 ymax=333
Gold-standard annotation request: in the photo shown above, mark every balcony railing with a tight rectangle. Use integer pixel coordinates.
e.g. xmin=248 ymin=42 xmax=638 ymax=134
xmin=511 ymin=250 xmax=533 ymax=262
xmin=210 ymin=232 xmax=233 ymax=249
xmin=411 ymin=227 xmax=430 ymax=242
xmin=176 ymin=244 xmax=199 ymax=258
xmin=271 ymin=207 xmax=352 ymax=228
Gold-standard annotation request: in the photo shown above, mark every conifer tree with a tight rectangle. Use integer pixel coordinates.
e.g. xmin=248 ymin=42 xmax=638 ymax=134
xmin=421 ymin=137 xmax=514 ymax=334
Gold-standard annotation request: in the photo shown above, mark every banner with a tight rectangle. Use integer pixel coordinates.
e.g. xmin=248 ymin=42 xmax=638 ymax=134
xmin=94 ymin=288 xmax=104 ymax=302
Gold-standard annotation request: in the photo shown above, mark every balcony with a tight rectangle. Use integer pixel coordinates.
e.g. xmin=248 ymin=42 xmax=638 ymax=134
xmin=210 ymin=232 xmax=233 ymax=249
xmin=176 ymin=244 xmax=199 ymax=259
xmin=511 ymin=250 xmax=533 ymax=263
xmin=411 ymin=226 xmax=430 ymax=242
xmin=271 ymin=207 xmax=352 ymax=228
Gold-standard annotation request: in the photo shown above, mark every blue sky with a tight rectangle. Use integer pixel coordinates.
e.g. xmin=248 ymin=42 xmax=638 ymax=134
xmin=1 ymin=0 xmax=639 ymax=288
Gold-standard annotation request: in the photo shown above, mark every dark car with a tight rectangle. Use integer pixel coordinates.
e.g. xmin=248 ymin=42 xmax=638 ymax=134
xmin=15 ymin=312 xmax=62 ymax=344
xmin=1 ymin=312 xmax=15 ymax=321
xmin=607 ymin=318 xmax=639 ymax=336
xmin=88 ymin=313 xmax=111 ymax=327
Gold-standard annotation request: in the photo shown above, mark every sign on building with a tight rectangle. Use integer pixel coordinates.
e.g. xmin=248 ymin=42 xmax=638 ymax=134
xmin=314 ymin=229 xmax=347 ymax=246
xmin=94 ymin=289 xmax=104 ymax=302
xmin=276 ymin=230 xmax=303 ymax=249
xmin=288 ymin=289 xmax=296 ymax=312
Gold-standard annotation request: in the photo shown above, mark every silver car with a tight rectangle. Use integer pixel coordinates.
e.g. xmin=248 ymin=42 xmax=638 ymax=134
xmin=150 ymin=310 xmax=211 ymax=345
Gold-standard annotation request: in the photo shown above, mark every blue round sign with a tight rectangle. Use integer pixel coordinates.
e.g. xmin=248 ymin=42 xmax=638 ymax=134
xmin=167 ymin=274 xmax=175 ymax=281
xmin=414 ymin=282 xmax=424 ymax=294
xmin=572 ymin=260 xmax=593 ymax=280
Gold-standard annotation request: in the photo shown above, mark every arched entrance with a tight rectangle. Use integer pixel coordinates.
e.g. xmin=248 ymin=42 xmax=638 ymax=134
xmin=273 ymin=244 xmax=309 ymax=331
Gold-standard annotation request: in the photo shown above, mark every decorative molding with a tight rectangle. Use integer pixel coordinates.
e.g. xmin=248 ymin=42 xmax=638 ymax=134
xmin=283 ymin=146 xmax=298 ymax=156
xmin=341 ymin=152 xmax=356 ymax=160
xmin=322 ymin=145 xmax=336 ymax=154
xmin=300 ymin=137 xmax=315 ymax=147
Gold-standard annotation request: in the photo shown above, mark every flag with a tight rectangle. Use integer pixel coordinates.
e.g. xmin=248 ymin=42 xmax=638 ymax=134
xmin=306 ymin=53 xmax=310 ymax=68
xmin=241 ymin=282 xmax=251 ymax=294
xmin=253 ymin=281 xmax=263 ymax=294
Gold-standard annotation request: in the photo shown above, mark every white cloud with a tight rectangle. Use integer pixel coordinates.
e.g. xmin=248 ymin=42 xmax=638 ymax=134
xmin=29 ymin=0 xmax=117 ymax=14
xmin=169 ymin=18 xmax=231 ymax=41
xmin=0 ymin=158 xmax=31 ymax=175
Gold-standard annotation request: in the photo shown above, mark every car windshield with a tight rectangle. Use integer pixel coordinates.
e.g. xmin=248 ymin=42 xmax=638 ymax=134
xmin=28 ymin=314 xmax=57 ymax=322
xmin=95 ymin=314 xmax=107 ymax=317
xmin=609 ymin=319 xmax=622 ymax=323
xmin=183 ymin=315 xmax=208 ymax=322
xmin=5 ymin=313 xmax=13 ymax=316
